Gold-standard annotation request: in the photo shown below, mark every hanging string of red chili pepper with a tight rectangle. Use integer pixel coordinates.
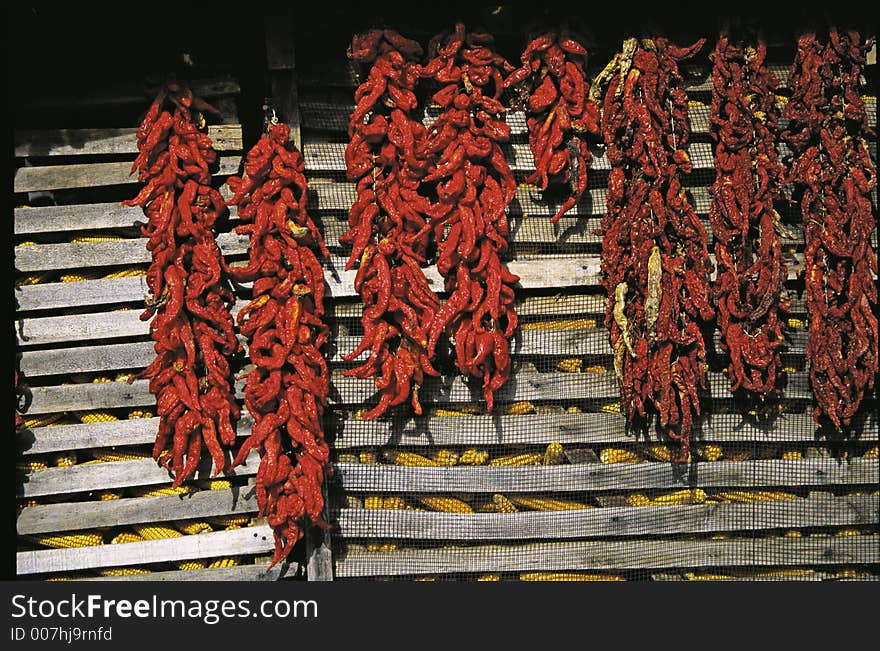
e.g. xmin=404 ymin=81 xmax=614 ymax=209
xmin=782 ymin=29 xmax=878 ymax=432
xmin=225 ymin=121 xmax=331 ymax=566
xmin=417 ymin=23 xmax=519 ymax=413
xmin=595 ymin=37 xmax=712 ymax=460
xmin=125 ymin=82 xmax=240 ymax=486
xmin=709 ymin=35 xmax=790 ymax=402
xmin=504 ymin=30 xmax=600 ymax=223
xmin=342 ymin=29 xmax=442 ymax=419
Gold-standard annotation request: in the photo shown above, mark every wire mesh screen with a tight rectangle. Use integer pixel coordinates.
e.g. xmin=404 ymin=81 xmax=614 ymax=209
xmin=298 ymin=50 xmax=879 ymax=583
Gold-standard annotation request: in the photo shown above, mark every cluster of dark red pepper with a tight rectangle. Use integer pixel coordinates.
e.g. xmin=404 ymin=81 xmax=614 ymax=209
xmin=783 ymin=29 xmax=878 ymax=431
xmin=504 ymin=31 xmax=601 ymax=222
xmin=596 ymin=37 xmax=713 ymax=460
xmin=343 ymin=29 xmax=442 ymax=418
xmin=417 ymin=23 xmax=520 ymax=412
xmin=225 ymin=122 xmax=332 ymax=566
xmin=125 ymin=82 xmax=240 ymax=486
xmin=709 ymin=36 xmax=790 ymax=401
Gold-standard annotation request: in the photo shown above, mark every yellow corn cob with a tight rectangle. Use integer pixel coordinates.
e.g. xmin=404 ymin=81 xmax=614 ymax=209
xmin=711 ymin=490 xmax=799 ymax=503
xmin=650 ymin=489 xmax=707 ymax=506
xmin=51 ymin=452 xmax=78 ymax=467
xmin=488 ymin=452 xmax=542 ymax=466
xmin=599 ymin=402 xmax=621 ymax=413
xmin=430 ymin=449 xmax=460 ymax=466
xmin=78 ymin=411 xmax=118 ymax=424
xmin=646 ymin=444 xmax=676 ymax=462
xmin=489 ymin=494 xmax=519 ymax=513
xmin=98 ymin=567 xmax=152 ymax=577
xmin=18 ymin=240 xmax=38 ymax=245
xmin=46 ymin=574 xmax=92 ymax=581
xmin=694 ymin=444 xmax=723 ymax=462
xmin=60 ymin=270 xmax=104 ymax=282
xmin=556 ymin=358 xmax=583 ymax=373
xmin=543 ymin=442 xmax=564 ymax=465
xmin=31 ymin=533 xmax=103 ymax=549
xmin=16 ymin=272 xmax=53 ymax=286
xmin=755 ymin=569 xmax=814 ymax=578
xmin=383 ymin=497 xmax=407 ymax=510
xmin=21 ymin=499 xmax=41 ymax=508
xmin=203 ymin=479 xmax=232 ymax=490
xmin=522 ymin=318 xmax=597 ymax=331
xmin=782 ymin=451 xmax=803 ymax=460
xmin=358 ymin=451 xmax=379 ymax=464
xmin=70 ymin=235 xmax=126 ymax=243
xmin=208 ymin=515 xmax=251 ymax=527
xmin=783 ymin=530 xmax=803 ymax=538
xmin=91 ymin=376 xmax=113 ymax=383
xmin=508 ymin=496 xmax=591 ymax=511
xmin=364 ymin=496 xmax=383 ymax=509
xmin=519 ymin=572 xmax=624 ymax=581
xmin=127 ymin=409 xmax=155 ymax=419
xmin=836 ymin=529 xmax=860 ymax=537
xmin=787 ymin=317 xmax=804 ymax=328
xmin=500 ymin=401 xmax=535 ymax=415
xmin=683 ymin=572 xmax=734 ymax=581
xmin=133 ymin=524 xmax=182 ymax=540
xmin=583 ymin=365 xmax=607 ymax=373
xmin=433 ymin=408 xmax=474 ymax=417
xmin=17 ymin=460 xmax=49 ymax=472
xmin=863 ymin=446 xmax=878 ymax=458
xmin=174 ymin=520 xmax=213 ymax=535
xmin=23 ymin=413 xmax=65 ymax=428
xmin=775 ymin=94 xmax=789 ymax=104
xmin=177 ymin=561 xmax=207 ymax=571
xmin=208 ymin=558 xmax=240 ymax=569
xmin=380 ymin=544 xmax=398 ymax=552
xmin=782 ymin=366 xmax=798 ymax=373
xmin=111 ymin=533 xmax=144 ymax=545
xmin=600 ymin=447 xmax=641 ymax=463
xmin=687 ymin=100 xmax=706 ymax=106
xmin=383 ymin=450 xmax=439 ymax=466
xmin=477 ymin=574 xmax=501 ymax=581
xmin=92 ymin=449 xmax=150 ymax=462
xmin=725 ymin=450 xmax=754 ymax=461
xmin=566 ymin=406 xmax=582 ymax=413
xmin=418 ymin=496 xmax=474 ymax=513
xmin=366 ymin=543 xmax=381 ymax=552
xmin=131 ymin=485 xmax=195 ymax=498
xmin=414 ymin=576 xmax=437 ymax=581
xmin=626 ymin=493 xmax=652 ymax=507
xmin=103 ymin=268 xmax=147 ymax=278
xmin=459 ymin=449 xmax=489 ymax=465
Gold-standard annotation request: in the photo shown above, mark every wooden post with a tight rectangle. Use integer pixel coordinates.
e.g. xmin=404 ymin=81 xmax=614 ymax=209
xmin=264 ymin=7 xmax=301 ymax=149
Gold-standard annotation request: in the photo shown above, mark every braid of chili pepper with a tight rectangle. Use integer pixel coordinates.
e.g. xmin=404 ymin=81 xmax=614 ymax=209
xmin=783 ymin=29 xmax=878 ymax=432
xmin=596 ymin=37 xmax=712 ymax=461
xmin=226 ymin=122 xmax=331 ymax=566
xmin=419 ymin=23 xmax=519 ymax=413
xmin=341 ymin=29 xmax=441 ymax=419
xmin=709 ymin=35 xmax=790 ymax=403
xmin=124 ymin=81 xmax=240 ymax=487
xmin=503 ymin=31 xmax=600 ymax=223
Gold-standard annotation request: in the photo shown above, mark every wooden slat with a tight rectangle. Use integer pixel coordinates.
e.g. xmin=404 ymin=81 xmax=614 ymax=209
xmin=17 ymin=487 xmax=258 ymax=535
xmin=81 ymin=563 xmax=296 ymax=581
xmin=20 ymin=457 xmax=877 ymax=499
xmin=14 ymin=255 xmax=601 ymax=309
xmin=21 ymin=370 xmax=815 ymax=416
xmin=14 ymin=156 xmax=242 ymax=193
xmin=17 ymin=525 xmax=277 ymax=575
xmin=333 ymin=535 xmax=879 ymax=577
xmin=14 ymin=125 xmax=243 ymax=158
xmin=335 ymin=458 xmax=877 ymax=493
xmin=335 ymin=495 xmax=878 ymax=540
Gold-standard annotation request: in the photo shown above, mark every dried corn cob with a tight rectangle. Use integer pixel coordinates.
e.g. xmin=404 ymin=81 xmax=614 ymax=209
xmin=755 ymin=569 xmax=814 ymax=578
xmin=519 ymin=572 xmax=624 ymax=581
xmin=782 ymin=451 xmax=803 ymax=460
xmin=476 ymin=574 xmax=501 ymax=581
xmin=433 ymin=408 xmax=474 ymax=417
xmin=836 ymin=529 xmax=861 ymax=537
xmin=174 ymin=520 xmax=213 ymax=535
xmin=92 ymin=449 xmax=151 ymax=462
xmin=177 ymin=561 xmax=207 ymax=571
xmin=711 ymin=490 xmax=799 ymax=503
xmin=459 ymin=449 xmax=489 ymax=465
xmin=556 ymin=358 xmax=583 ymax=373
xmin=358 ymin=451 xmax=379 ymax=464
xmin=543 ymin=442 xmax=564 ymax=465
xmin=489 ymin=494 xmax=519 ymax=513
xmin=208 ymin=558 xmax=240 ymax=568
xmin=16 ymin=272 xmax=54 ymax=286
xmin=132 ymin=524 xmax=182 ymax=540
xmin=51 ymin=452 xmax=78 ymax=467
xmin=783 ymin=530 xmax=803 ymax=538
xmin=78 ymin=411 xmax=118 ymax=424
xmin=600 ymin=447 xmax=641 ymax=463
xmin=787 ymin=317 xmax=804 ymax=328
xmin=383 ymin=450 xmax=439 ymax=466
xmin=500 ymin=401 xmax=535 ymax=415
xmin=414 ymin=576 xmax=437 ymax=581
xmin=60 ymin=270 xmax=104 ymax=282
xmin=127 ymin=409 xmax=154 ymax=419
xmin=383 ymin=497 xmax=407 ymax=510
xmin=130 ymin=486 xmax=195 ymax=498
xmin=111 ymin=532 xmax=144 ymax=544
xmin=23 ymin=414 xmax=65 ymax=428
xmin=45 ymin=574 xmax=93 ymax=581
xmin=17 ymin=460 xmax=49 ymax=472
xmin=98 ymin=567 xmax=152 ymax=577
xmin=488 ymin=452 xmax=542 ymax=466
xmin=103 ymin=268 xmax=148 ymax=278
xmin=683 ymin=572 xmax=734 ymax=581
xmin=583 ymin=365 xmax=608 ymax=373
xmin=418 ymin=497 xmax=474 ymax=513
xmin=650 ymin=489 xmax=707 ymax=506
xmin=863 ymin=446 xmax=878 ymax=458
xmin=522 ymin=318 xmax=597 ymax=331
xmin=508 ymin=496 xmax=591 ymax=511
xmin=70 ymin=235 xmax=126 ymax=243
xmin=364 ymin=496 xmax=383 ymax=509
xmin=694 ymin=444 xmax=723 ymax=461
xmin=625 ymin=493 xmax=652 ymax=507
xmin=645 ymin=444 xmax=677 ymax=462
xmin=430 ymin=449 xmax=460 ymax=466
xmin=599 ymin=402 xmax=621 ymax=413
xmin=31 ymin=532 xmax=103 ymax=549
xmin=208 ymin=514 xmax=251 ymax=527
xmin=203 ymin=479 xmax=232 ymax=490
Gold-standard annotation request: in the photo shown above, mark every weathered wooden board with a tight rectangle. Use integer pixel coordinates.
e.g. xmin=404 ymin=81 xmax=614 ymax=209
xmin=21 ymin=370 xmax=815 ymax=416
xmin=334 ymin=495 xmax=878 ymax=540
xmin=82 ymin=563 xmax=297 ymax=581
xmin=17 ymin=525 xmax=278 ymax=575
xmin=14 ymin=125 xmax=243 ymax=158
xmin=333 ymin=535 xmax=879 ymax=577
xmin=14 ymin=156 xmax=243 ymax=194
xmin=20 ymin=457 xmax=877 ymax=499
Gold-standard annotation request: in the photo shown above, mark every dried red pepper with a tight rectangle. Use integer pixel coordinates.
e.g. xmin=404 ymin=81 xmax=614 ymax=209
xmin=418 ymin=23 xmax=519 ymax=412
xmin=343 ymin=29 xmax=441 ymax=418
xmin=782 ymin=29 xmax=878 ymax=431
xmin=504 ymin=31 xmax=600 ymax=222
xmin=596 ymin=37 xmax=712 ymax=460
xmin=125 ymin=81 xmax=240 ymax=486
xmin=709 ymin=35 xmax=790 ymax=402
xmin=225 ymin=121 xmax=331 ymax=565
